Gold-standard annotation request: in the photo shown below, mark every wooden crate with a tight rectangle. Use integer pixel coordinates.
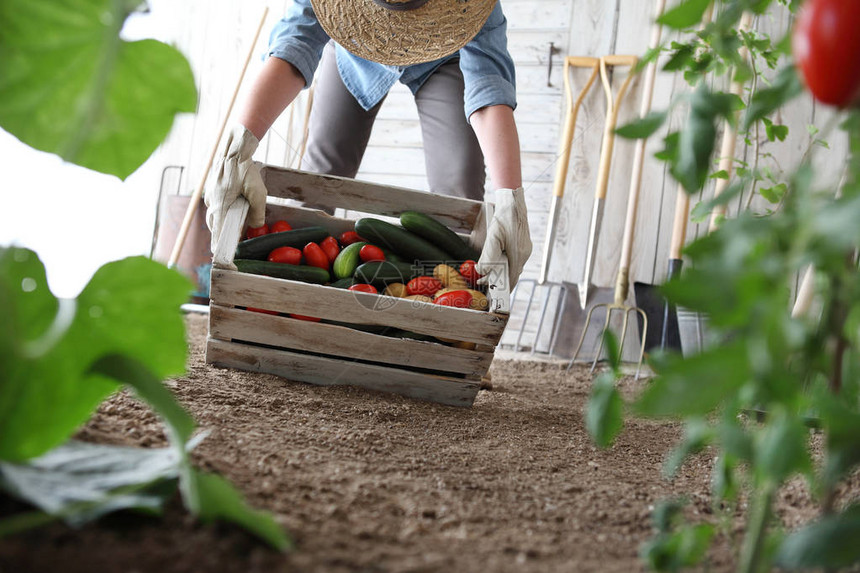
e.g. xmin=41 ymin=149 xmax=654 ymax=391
xmin=206 ymin=166 xmax=511 ymax=407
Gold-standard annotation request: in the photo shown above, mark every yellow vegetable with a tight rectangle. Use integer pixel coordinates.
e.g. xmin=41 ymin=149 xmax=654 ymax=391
xmin=405 ymin=294 xmax=434 ymax=304
xmin=383 ymin=282 xmax=408 ymax=298
xmin=433 ymin=264 xmax=470 ymax=290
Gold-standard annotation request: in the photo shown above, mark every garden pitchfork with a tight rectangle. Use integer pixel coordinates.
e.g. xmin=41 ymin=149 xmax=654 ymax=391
xmin=509 ymin=57 xmax=600 ymax=353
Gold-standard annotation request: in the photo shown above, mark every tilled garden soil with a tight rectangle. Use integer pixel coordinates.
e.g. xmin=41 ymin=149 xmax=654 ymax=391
xmin=0 ymin=312 xmax=852 ymax=573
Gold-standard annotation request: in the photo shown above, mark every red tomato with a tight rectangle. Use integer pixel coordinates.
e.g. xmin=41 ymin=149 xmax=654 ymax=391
xmin=793 ymin=0 xmax=860 ymax=107
xmin=348 ymin=283 xmax=378 ymax=294
xmin=289 ymin=314 xmax=321 ymax=322
xmin=270 ymin=220 xmax=293 ymax=233
xmin=246 ymin=307 xmax=278 ymax=315
xmin=459 ymin=259 xmax=481 ymax=286
xmin=434 ymin=290 xmax=473 ymax=309
xmin=320 ymin=236 xmax=341 ymax=263
xmin=303 ymin=242 xmax=330 ymax=270
xmin=359 ymin=244 xmax=385 ymax=263
xmin=339 ymin=231 xmax=364 ymax=246
xmin=246 ymin=224 xmax=269 ymax=239
xmin=407 ymin=276 xmax=443 ymax=297
xmin=267 ymin=246 xmax=302 ymax=265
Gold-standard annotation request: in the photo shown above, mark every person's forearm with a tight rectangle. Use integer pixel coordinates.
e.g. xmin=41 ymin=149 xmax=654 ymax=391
xmin=238 ymin=57 xmax=307 ymax=140
xmin=470 ymin=104 xmax=522 ymax=190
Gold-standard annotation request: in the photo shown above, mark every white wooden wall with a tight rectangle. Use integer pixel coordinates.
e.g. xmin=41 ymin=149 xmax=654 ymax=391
xmin=151 ymin=0 xmax=849 ymax=354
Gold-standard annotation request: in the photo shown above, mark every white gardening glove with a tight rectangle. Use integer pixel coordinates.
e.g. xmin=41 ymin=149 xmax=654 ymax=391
xmin=204 ymin=125 xmax=268 ymax=251
xmin=476 ymin=187 xmax=533 ymax=290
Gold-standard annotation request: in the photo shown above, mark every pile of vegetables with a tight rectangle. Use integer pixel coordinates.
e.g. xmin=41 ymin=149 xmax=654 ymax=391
xmin=230 ymin=211 xmax=489 ymax=331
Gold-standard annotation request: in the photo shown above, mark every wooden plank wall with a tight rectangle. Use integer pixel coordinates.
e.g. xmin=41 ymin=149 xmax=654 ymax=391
xmin=151 ymin=0 xmax=849 ymax=354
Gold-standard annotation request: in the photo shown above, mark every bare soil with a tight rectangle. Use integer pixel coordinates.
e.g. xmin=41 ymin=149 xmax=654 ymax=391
xmin=0 ymin=312 xmax=851 ymax=573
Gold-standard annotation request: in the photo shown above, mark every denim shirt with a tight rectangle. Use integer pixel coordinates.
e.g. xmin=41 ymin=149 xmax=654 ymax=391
xmin=268 ymin=0 xmax=516 ymax=119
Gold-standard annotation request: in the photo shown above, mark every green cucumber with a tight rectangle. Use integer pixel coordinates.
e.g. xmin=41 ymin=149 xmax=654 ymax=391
xmin=235 ymin=226 xmax=329 ymax=260
xmin=354 ymin=260 xmax=424 ymax=287
xmin=354 ymin=218 xmax=453 ymax=264
xmin=399 ymin=211 xmax=480 ymax=263
xmin=332 ymin=241 xmax=367 ymax=280
xmin=328 ymin=277 xmax=356 ymax=289
xmin=234 ymin=259 xmax=330 ymax=284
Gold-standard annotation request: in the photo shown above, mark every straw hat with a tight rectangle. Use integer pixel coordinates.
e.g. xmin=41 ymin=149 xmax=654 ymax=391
xmin=310 ymin=0 xmax=498 ymax=66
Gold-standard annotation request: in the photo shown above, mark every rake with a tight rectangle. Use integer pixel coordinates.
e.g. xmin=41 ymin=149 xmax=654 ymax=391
xmin=507 ymin=57 xmax=601 ymax=353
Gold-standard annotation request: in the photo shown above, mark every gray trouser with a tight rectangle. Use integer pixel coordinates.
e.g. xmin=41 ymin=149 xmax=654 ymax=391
xmin=301 ymin=42 xmax=486 ymax=202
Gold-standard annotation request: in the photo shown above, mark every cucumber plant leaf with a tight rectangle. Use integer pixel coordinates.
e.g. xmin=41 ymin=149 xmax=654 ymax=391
xmin=0 ymin=0 xmax=197 ymax=179
xmin=0 ymin=248 xmax=191 ymax=462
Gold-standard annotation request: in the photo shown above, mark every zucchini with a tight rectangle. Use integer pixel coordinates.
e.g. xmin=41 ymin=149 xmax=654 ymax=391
xmin=354 ymin=218 xmax=453 ymax=264
xmin=235 ymin=226 xmax=329 ymax=260
xmin=234 ymin=259 xmax=330 ymax=284
xmin=399 ymin=211 xmax=480 ymax=263
xmin=328 ymin=277 xmax=356 ymax=289
xmin=332 ymin=241 xmax=366 ymax=280
xmin=354 ymin=260 xmax=424 ymax=287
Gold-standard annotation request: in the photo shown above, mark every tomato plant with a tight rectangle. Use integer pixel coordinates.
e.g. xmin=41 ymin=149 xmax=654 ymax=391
xmin=348 ymin=283 xmax=378 ymax=294
xmin=406 ymin=276 xmax=442 ymax=297
xmin=246 ymin=224 xmax=269 ymax=239
xmin=434 ymin=290 xmax=472 ymax=309
xmin=320 ymin=236 xmax=340 ymax=263
xmin=267 ymin=246 xmax=302 ymax=265
xmin=270 ymin=220 xmax=292 ymax=233
xmin=459 ymin=260 xmax=481 ymax=286
xmin=339 ymin=231 xmax=364 ymax=246
xmin=303 ymin=242 xmax=329 ymax=270
xmin=793 ymin=0 xmax=860 ymax=108
xmin=359 ymin=244 xmax=385 ymax=263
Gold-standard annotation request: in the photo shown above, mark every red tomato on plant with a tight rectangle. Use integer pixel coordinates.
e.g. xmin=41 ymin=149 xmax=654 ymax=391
xmin=303 ymin=242 xmax=329 ymax=270
xmin=270 ymin=220 xmax=293 ymax=233
xmin=359 ymin=244 xmax=385 ymax=263
xmin=246 ymin=224 xmax=269 ymax=239
xmin=348 ymin=283 xmax=378 ymax=294
xmin=267 ymin=246 xmax=302 ymax=265
xmin=339 ymin=231 xmax=364 ymax=246
xmin=407 ymin=276 xmax=443 ymax=297
xmin=289 ymin=314 xmax=321 ymax=322
xmin=320 ymin=236 xmax=341 ymax=263
xmin=793 ymin=0 xmax=860 ymax=107
xmin=434 ymin=290 xmax=473 ymax=309
xmin=459 ymin=259 xmax=481 ymax=286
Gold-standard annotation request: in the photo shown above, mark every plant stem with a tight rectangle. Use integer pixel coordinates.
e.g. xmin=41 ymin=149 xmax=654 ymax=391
xmin=737 ymin=485 xmax=775 ymax=573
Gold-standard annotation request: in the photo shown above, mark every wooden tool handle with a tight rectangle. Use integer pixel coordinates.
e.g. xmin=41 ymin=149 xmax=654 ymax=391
xmin=593 ymin=56 xmax=638 ymax=201
xmin=669 ymin=183 xmax=691 ymax=260
xmin=167 ymin=7 xmax=270 ymax=269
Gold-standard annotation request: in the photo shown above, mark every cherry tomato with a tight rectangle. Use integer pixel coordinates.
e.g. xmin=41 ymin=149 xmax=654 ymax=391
xmin=270 ymin=220 xmax=293 ymax=233
xmin=348 ymin=283 xmax=378 ymax=294
xmin=339 ymin=230 xmax=364 ymax=246
xmin=359 ymin=244 xmax=385 ymax=263
xmin=793 ymin=0 xmax=860 ymax=107
xmin=434 ymin=290 xmax=473 ymax=309
xmin=407 ymin=276 xmax=443 ymax=297
xmin=267 ymin=246 xmax=302 ymax=265
xmin=320 ymin=236 xmax=341 ymax=263
xmin=246 ymin=224 xmax=269 ymax=239
xmin=459 ymin=259 xmax=481 ymax=286
xmin=303 ymin=242 xmax=330 ymax=270
xmin=246 ymin=307 xmax=278 ymax=315
xmin=289 ymin=314 xmax=321 ymax=322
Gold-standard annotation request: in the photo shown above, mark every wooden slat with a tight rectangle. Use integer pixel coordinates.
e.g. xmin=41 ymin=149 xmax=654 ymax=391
xmin=264 ymin=201 xmax=356 ymax=236
xmin=209 ymin=269 xmax=509 ymax=345
xmin=209 ymin=304 xmax=494 ymax=378
xmin=261 ymin=166 xmax=483 ymax=232
xmin=205 ymin=337 xmax=481 ymax=408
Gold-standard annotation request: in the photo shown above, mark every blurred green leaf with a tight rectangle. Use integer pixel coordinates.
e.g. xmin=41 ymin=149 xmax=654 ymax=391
xmin=616 ymin=110 xmax=669 ymax=139
xmin=641 ymin=524 xmax=715 ymax=572
xmin=658 ymin=0 xmax=713 ymax=29
xmin=743 ymin=65 xmax=803 ymax=131
xmin=776 ymin=505 xmax=860 ymax=569
xmin=759 ymin=183 xmax=787 ymax=204
xmin=0 ymin=0 xmax=197 ymax=179
xmin=754 ymin=410 xmax=811 ymax=485
xmin=585 ymin=371 xmax=624 ymax=449
xmin=664 ymin=419 xmax=713 ymax=478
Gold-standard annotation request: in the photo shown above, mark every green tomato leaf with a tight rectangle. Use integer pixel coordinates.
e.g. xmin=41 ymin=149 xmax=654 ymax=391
xmin=664 ymin=418 xmax=713 ymax=478
xmin=672 ymin=85 xmax=720 ymax=193
xmin=657 ymin=0 xmax=713 ymax=29
xmin=743 ymin=65 xmax=803 ymax=131
xmin=754 ymin=410 xmax=811 ymax=485
xmin=0 ymin=0 xmax=197 ymax=179
xmin=615 ymin=110 xmax=669 ymax=140
xmin=0 ymin=249 xmax=191 ymax=462
xmin=585 ymin=371 xmax=624 ymax=449
xmin=775 ymin=504 xmax=860 ymax=570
